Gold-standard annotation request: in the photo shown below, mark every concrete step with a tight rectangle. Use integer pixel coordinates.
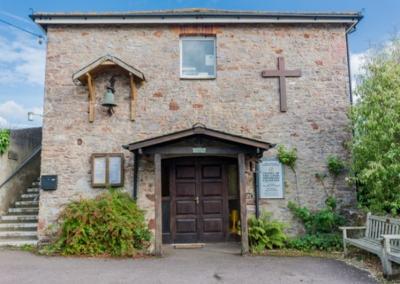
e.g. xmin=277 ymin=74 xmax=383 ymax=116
xmin=26 ymin=188 xmax=40 ymax=193
xmin=0 ymin=239 xmax=38 ymax=247
xmin=8 ymin=208 xmax=39 ymax=214
xmin=0 ymin=223 xmax=37 ymax=231
xmin=0 ymin=230 xmax=37 ymax=238
xmin=0 ymin=215 xmax=38 ymax=222
xmin=15 ymin=201 xmax=39 ymax=207
xmin=21 ymin=193 xmax=39 ymax=200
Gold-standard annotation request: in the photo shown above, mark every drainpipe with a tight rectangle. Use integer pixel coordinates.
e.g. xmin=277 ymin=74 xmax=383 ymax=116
xmin=133 ymin=151 xmax=139 ymax=200
xmin=345 ymin=13 xmax=363 ymax=105
xmin=346 ymin=32 xmax=354 ymax=106
xmin=254 ymin=171 xmax=259 ymax=219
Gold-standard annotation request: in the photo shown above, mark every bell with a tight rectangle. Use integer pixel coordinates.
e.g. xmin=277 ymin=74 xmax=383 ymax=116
xmin=102 ymin=89 xmax=117 ymax=108
xmin=102 ymin=89 xmax=117 ymax=116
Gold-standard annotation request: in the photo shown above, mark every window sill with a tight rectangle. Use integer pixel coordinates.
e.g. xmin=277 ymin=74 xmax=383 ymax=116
xmin=180 ymin=76 xmax=216 ymax=80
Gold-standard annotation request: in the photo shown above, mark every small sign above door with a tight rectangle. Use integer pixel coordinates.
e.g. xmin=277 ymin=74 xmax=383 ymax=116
xmin=257 ymin=158 xmax=284 ymax=199
xmin=192 ymin=147 xmax=207 ymax=153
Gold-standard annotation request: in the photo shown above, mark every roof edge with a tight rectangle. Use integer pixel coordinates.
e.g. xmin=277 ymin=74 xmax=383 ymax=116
xmin=30 ymin=9 xmax=363 ymax=31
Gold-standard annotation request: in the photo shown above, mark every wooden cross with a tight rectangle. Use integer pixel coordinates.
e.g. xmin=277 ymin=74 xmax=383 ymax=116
xmin=261 ymin=57 xmax=301 ymax=112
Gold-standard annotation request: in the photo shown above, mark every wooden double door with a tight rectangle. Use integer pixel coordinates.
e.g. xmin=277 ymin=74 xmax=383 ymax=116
xmin=166 ymin=157 xmax=231 ymax=243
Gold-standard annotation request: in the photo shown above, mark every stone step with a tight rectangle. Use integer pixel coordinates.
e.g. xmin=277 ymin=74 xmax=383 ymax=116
xmin=15 ymin=201 xmax=39 ymax=207
xmin=31 ymin=182 xmax=40 ymax=187
xmin=26 ymin=188 xmax=40 ymax=193
xmin=0 ymin=215 xmax=38 ymax=222
xmin=21 ymin=193 xmax=39 ymax=199
xmin=0 ymin=223 xmax=37 ymax=231
xmin=8 ymin=208 xmax=39 ymax=214
xmin=0 ymin=239 xmax=38 ymax=247
xmin=0 ymin=230 xmax=37 ymax=238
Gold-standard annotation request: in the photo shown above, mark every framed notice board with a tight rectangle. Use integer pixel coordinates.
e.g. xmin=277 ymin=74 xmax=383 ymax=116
xmin=257 ymin=158 xmax=284 ymax=199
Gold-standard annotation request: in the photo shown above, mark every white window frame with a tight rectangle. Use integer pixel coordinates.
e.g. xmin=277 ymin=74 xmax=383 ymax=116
xmin=180 ymin=36 xmax=217 ymax=79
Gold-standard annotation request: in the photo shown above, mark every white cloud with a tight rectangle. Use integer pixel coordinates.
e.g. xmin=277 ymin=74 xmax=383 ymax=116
xmin=350 ymin=51 xmax=368 ymax=90
xmin=350 ymin=39 xmax=399 ymax=92
xmin=0 ymin=30 xmax=46 ymax=86
xmin=0 ymin=100 xmax=42 ymax=129
xmin=0 ymin=116 xmax=8 ymax=128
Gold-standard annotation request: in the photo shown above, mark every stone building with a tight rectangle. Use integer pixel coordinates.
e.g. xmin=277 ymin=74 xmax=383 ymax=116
xmin=31 ymin=9 xmax=362 ymax=254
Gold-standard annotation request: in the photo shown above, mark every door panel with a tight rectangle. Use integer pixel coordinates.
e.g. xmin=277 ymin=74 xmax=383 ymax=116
xmin=175 ymin=183 xmax=196 ymax=197
xmin=176 ymin=165 xmax=196 ymax=179
xmin=203 ymin=218 xmax=223 ymax=232
xmin=202 ymin=200 xmax=223 ymax=214
xmin=170 ymin=157 xmax=230 ymax=243
xmin=176 ymin=200 xmax=196 ymax=215
xmin=172 ymin=160 xmax=198 ymax=243
xmin=202 ymin=165 xmax=222 ymax=178
xmin=176 ymin=219 xmax=197 ymax=233
xmin=202 ymin=182 xmax=222 ymax=196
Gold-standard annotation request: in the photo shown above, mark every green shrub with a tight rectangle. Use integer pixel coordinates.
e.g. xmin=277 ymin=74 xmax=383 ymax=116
xmin=43 ymin=189 xmax=151 ymax=256
xmin=327 ymin=155 xmax=345 ymax=176
xmin=277 ymin=145 xmax=297 ymax=170
xmin=288 ymin=200 xmax=345 ymax=235
xmin=287 ymin=233 xmax=342 ymax=251
xmin=248 ymin=212 xmax=287 ymax=253
xmin=0 ymin=129 xmax=10 ymax=155
xmin=288 ymin=199 xmax=345 ymax=251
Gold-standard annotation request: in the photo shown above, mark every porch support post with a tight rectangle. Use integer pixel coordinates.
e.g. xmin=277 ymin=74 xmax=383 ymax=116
xmin=154 ymin=153 xmax=162 ymax=256
xmin=238 ymin=152 xmax=249 ymax=255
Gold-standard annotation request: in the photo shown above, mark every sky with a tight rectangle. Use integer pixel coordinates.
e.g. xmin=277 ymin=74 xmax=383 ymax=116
xmin=0 ymin=0 xmax=399 ymax=128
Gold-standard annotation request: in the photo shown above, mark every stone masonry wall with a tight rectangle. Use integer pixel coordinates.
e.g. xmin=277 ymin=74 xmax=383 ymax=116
xmin=0 ymin=128 xmax=42 ymax=214
xmin=39 ymin=23 xmax=353 ymax=245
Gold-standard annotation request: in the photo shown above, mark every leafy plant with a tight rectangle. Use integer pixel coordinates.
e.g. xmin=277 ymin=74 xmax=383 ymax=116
xmin=287 ymin=233 xmax=342 ymax=251
xmin=288 ymin=198 xmax=345 ymax=251
xmin=0 ymin=129 xmax=10 ymax=155
xmin=327 ymin=155 xmax=345 ymax=176
xmin=288 ymin=200 xmax=345 ymax=234
xmin=350 ymin=38 xmax=400 ymax=215
xmin=42 ymin=189 xmax=151 ymax=256
xmin=277 ymin=145 xmax=300 ymax=203
xmin=277 ymin=145 xmax=297 ymax=170
xmin=248 ymin=212 xmax=287 ymax=253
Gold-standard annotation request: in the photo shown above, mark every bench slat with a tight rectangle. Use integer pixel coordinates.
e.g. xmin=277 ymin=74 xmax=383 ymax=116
xmin=346 ymin=238 xmax=382 ymax=255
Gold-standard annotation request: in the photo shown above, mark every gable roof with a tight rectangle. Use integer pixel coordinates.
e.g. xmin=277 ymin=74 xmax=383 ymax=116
xmin=124 ymin=125 xmax=274 ymax=152
xmin=31 ymin=8 xmax=362 ymax=32
xmin=72 ymin=54 xmax=145 ymax=85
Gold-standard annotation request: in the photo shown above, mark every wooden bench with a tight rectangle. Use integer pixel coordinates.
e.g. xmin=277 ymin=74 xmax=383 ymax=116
xmin=340 ymin=213 xmax=400 ymax=277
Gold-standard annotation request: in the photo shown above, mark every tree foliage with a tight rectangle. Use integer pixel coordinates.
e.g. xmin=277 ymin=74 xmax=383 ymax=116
xmin=351 ymin=38 xmax=400 ymax=214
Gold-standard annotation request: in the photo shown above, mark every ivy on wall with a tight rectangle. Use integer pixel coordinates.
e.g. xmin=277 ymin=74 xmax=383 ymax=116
xmin=0 ymin=129 xmax=10 ymax=155
xmin=277 ymin=145 xmax=300 ymax=203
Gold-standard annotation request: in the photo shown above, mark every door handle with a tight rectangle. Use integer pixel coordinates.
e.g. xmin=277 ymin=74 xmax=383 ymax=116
xmin=195 ymin=196 xmax=199 ymax=204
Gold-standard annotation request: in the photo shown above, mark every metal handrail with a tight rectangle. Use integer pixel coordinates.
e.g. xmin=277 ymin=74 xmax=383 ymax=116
xmin=0 ymin=146 xmax=41 ymax=189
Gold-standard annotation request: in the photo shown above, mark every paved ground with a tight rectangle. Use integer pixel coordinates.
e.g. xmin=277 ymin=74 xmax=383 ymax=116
xmin=0 ymin=243 xmax=377 ymax=284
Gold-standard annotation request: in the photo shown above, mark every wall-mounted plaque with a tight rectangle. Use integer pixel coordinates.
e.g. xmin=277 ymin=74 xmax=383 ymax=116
xmin=257 ymin=158 xmax=284 ymax=199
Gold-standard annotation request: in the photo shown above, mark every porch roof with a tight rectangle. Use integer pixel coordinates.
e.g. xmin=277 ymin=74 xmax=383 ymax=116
xmin=124 ymin=125 xmax=274 ymax=152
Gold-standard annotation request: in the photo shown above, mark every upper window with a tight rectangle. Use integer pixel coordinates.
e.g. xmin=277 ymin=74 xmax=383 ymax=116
xmin=180 ymin=37 xmax=216 ymax=79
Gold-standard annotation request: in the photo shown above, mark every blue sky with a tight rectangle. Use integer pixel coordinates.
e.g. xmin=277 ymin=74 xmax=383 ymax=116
xmin=0 ymin=0 xmax=399 ymax=128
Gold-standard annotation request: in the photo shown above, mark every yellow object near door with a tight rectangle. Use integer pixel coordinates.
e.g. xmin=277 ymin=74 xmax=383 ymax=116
xmin=230 ymin=209 xmax=239 ymax=234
